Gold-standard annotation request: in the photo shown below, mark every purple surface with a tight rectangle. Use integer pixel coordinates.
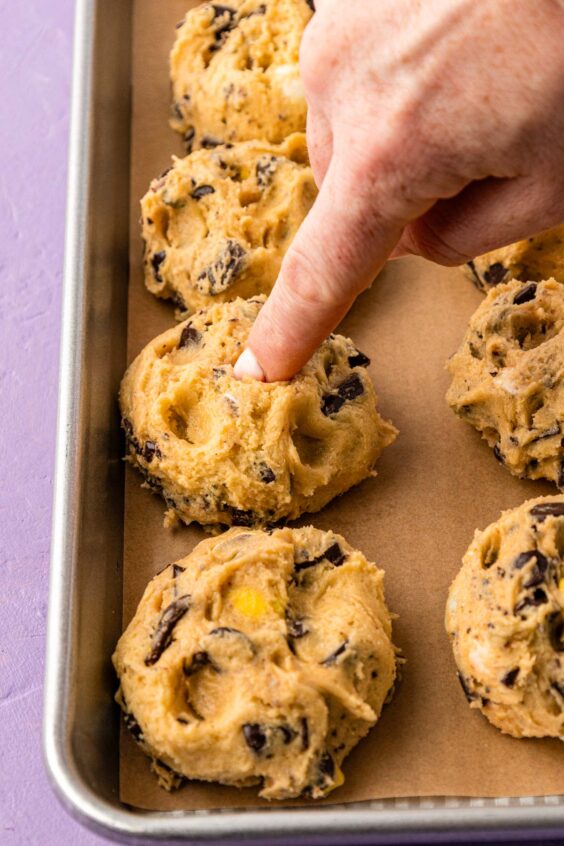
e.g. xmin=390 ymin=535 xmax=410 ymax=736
xmin=0 ymin=1 xmax=561 ymax=845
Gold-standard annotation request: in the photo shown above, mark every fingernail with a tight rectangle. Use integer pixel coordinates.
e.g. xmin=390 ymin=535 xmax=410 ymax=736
xmin=233 ymin=348 xmax=266 ymax=381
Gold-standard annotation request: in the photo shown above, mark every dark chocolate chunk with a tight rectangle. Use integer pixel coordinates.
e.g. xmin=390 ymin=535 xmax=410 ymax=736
xmin=318 ymin=752 xmax=335 ymax=779
xmin=501 ymin=668 xmax=519 ymax=687
xmin=287 ymin=617 xmax=309 ymax=639
xmin=483 ymin=262 xmax=508 ymax=287
xmin=321 ymin=639 xmax=349 ymax=666
xmin=514 ymin=588 xmax=548 ymax=613
xmin=209 ymin=626 xmax=255 ymax=652
xmin=200 ymin=136 xmax=223 ymax=148
xmin=228 ymin=507 xmax=256 ymax=527
xmin=457 ymin=671 xmax=476 ymax=702
xmin=179 ymin=323 xmax=202 ymax=348
xmin=143 ymin=441 xmax=161 ymax=463
xmin=295 ymin=542 xmax=347 ymax=573
xmin=211 ymin=3 xmax=236 ymax=17
xmin=197 ymin=240 xmax=246 ymax=295
xmin=548 ymin=613 xmax=564 ymax=653
xmin=558 ymin=459 xmax=564 ymax=489
xmin=514 ymin=550 xmax=540 ymax=570
xmin=145 ymin=595 xmax=191 ymax=666
xmin=123 ymin=711 xmax=144 ymax=743
xmin=258 ymin=463 xmax=276 ymax=484
xmin=522 ymin=552 xmax=549 ymax=588
xmin=256 ymin=155 xmax=278 ymax=188
xmin=532 ymin=423 xmax=560 ymax=441
xmin=279 ymin=725 xmax=297 ymax=745
xmin=551 ymin=680 xmax=564 ymax=698
xmin=172 ymin=564 xmax=186 ymax=578
xmin=300 ymin=717 xmax=309 ymax=750
xmin=513 ymin=282 xmax=537 ymax=305
xmin=191 ymin=184 xmax=215 ymax=200
xmin=348 ymin=349 xmax=370 ymax=368
xmin=530 ymin=502 xmax=564 ymax=521
xmin=321 ymin=374 xmax=364 ymax=416
xmin=150 ymin=250 xmax=166 ymax=283
xmin=183 ymin=651 xmax=213 ymax=676
xmin=211 ymin=4 xmax=237 ymax=42
xmin=242 ymin=723 xmax=267 ymax=753
xmin=493 ymin=443 xmax=504 ymax=464
xmin=184 ymin=126 xmax=195 ymax=153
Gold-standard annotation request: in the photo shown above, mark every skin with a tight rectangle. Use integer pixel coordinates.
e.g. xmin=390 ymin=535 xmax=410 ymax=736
xmin=234 ymin=0 xmax=564 ymax=382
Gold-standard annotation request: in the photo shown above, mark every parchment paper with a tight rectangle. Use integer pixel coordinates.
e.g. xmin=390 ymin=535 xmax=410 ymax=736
xmin=121 ymin=0 xmax=563 ymax=810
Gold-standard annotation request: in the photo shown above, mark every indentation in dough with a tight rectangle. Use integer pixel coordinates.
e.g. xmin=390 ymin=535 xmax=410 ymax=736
xmin=292 ymin=430 xmax=328 ymax=468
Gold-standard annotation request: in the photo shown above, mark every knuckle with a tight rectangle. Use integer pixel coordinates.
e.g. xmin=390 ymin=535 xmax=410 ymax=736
xmin=402 ymin=219 xmax=470 ymax=266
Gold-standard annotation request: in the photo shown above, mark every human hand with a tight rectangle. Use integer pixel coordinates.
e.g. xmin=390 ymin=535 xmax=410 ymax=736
xmin=234 ymin=0 xmax=564 ymax=382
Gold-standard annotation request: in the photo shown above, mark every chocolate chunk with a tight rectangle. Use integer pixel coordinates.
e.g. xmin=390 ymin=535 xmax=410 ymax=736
xmin=258 ymin=463 xmax=276 ymax=484
xmin=242 ymin=723 xmax=267 ymax=753
xmin=145 ymin=595 xmax=191 ymax=666
xmin=200 ymin=135 xmax=223 ymax=148
xmin=184 ymin=126 xmax=195 ymax=153
xmin=211 ymin=3 xmax=236 ymax=17
xmin=318 ymin=752 xmax=335 ymax=779
xmin=150 ymin=250 xmax=166 ymax=283
xmin=321 ymin=639 xmax=349 ymax=666
xmin=514 ymin=550 xmax=540 ymax=570
xmin=321 ymin=374 xmax=364 ymax=416
xmin=211 ymin=4 xmax=237 ymax=42
xmin=514 ymin=588 xmax=548 ymax=613
xmin=123 ymin=711 xmax=144 ymax=743
xmin=143 ymin=441 xmax=161 ymax=463
xmin=513 ymin=282 xmax=537 ymax=305
xmin=183 ymin=651 xmax=213 ymax=676
xmin=300 ymin=717 xmax=309 ymax=751
xmin=522 ymin=552 xmax=549 ymax=588
xmin=209 ymin=626 xmax=255 ymax=652
xmin=501 ymin=668 xmax=519 ymax=687
xmin=172 ymin=564 xmax=185 ymax=578
xmin=530 ymin=502 xmax=564 ymax=521
xmin=228 ymin=507 xmax=256 ymax=527
xmin=347 ymin=349 xmax=370 ymax=368
xmin=493 ymin=443 xmax=504 ymax=464
xmin=287 ymin=617 xmax=309 ymax=639
xmin=178 ymin=323 xmax=202 ymax=349
xmin=548 ymin=613 xmax=564 ymax=653
xmin=483 ymin=262 xmax=508 ymax=287
xmin=323 ymin=542 xmax=346 ymax=567
xmin=558 ymin=459 xmax=564 ymax=489
xmin=197 ymin=240 xmax=246 ymax=295
xmin=457 ymin=671 xmax=476 ymax=702
xmin=191 ymin=184 xmax=215 ymax=200
xmin=295 ymin=542 xmax=347 ymax=573
xmin=279 ymin=725 xmax=297 ymax=745
xmin=532 ymin=423 xmax=560 ymax=441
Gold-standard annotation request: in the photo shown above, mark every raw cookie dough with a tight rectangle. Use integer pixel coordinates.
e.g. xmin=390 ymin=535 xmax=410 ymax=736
xmin=120 ymin=296 xmax=397 ymax=530
xmin=113 ymin=526 xmax=399 ymax=799
xmin=445 ymin=496 xmax=564 ymax=739
xmin=170 ymin=0 xmax=311 ymax=150
xmin=141 ymin=134 xmax=316 ymax=314
xmin=465 ymin=226 xmax=564 ymax=293
xmin=446 ymin=278 xmax=564 ymax=487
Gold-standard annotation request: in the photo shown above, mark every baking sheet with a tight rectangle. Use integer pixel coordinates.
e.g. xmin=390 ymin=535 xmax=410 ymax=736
xmin=121 ymin=0 xmax=563 ymax=811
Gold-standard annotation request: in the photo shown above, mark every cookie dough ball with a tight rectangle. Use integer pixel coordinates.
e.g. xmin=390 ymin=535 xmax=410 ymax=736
xmin=465 ymin=226 xmax=564 ymax=293
xmin=445 ymin=496 xmax=564 ymax=739
xmin=113 ymin=526 xmax=399 ymax=799
xmin=170 ymin=0 xmax=311 ymax=150
xmin=446 ymin=278 xmax=564 ymax=487
xmin=141 ymin=134 xmax=316 ymax=314
xmin=120 ymin=297 xmax=397 ymax=530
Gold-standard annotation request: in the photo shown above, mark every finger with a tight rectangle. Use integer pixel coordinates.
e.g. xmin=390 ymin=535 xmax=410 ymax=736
xmin=393 ymin=173 xmax=564 ymax=265
xmin=306 ymin=105 xmax=333 ymax=187
xmin=234 ymin=158 xmax=404 ymax=382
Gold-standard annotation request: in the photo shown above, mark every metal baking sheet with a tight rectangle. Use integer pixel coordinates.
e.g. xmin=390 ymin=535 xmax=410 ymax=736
xmin=43 ymin=0 xmax=564 ymax=840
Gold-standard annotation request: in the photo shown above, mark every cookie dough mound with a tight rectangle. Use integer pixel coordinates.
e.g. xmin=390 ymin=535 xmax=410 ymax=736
xmin=445 ymin=496 xmax=564 ymax=739
xmin=170 ymin=0 xmax=311 ymax=150
xmin=465 ymin=226 xmax=564 ymax=293
xmin=447 ymin=278 xmax=564 ymax=487
xmin=141 ymin=134 xmax=316 ymax=314
xmin=113 ymin=526 xmax=399 ymax=799
xmin=120 ymin=297 xmax=397 ymax=530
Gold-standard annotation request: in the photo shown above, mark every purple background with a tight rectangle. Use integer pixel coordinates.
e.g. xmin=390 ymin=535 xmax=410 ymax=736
xmin=0 ymin=0 xmax=561 ymax=844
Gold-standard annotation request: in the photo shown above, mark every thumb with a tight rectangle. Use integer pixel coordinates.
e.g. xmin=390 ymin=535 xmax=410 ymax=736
xmin=234 ymin=159 xmax=403 ymax=382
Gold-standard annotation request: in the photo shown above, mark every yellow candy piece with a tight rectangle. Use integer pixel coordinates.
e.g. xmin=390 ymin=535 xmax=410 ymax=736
xmin=321 ymin=763 xmax=345 ymax=796
xmin=559 ymin=577 xmax=564 ymax=593
xmin=228 ymin=587 xmax=269 ymax=620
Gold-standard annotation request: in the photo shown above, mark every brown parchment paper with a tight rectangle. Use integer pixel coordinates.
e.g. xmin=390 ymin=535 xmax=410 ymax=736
xmin=121 ymin=0 xmax=564 ymax=811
